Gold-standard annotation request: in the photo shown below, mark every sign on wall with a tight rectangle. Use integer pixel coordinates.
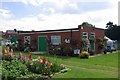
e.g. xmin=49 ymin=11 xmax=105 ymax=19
xmin=64 ymin=38 xmax=70 ymax=43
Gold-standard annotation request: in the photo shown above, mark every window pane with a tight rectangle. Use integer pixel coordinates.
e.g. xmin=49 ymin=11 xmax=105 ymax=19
xmin=51 ymin=36 xmax=61 ymax=45
xmin=24 ymin=36 xmax=30 ymax=44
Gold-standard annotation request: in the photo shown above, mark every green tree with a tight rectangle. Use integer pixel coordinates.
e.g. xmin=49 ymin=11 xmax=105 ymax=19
xmin=81 ymin=22 xmax=95 ymax=27
xmin=105 ymin=21 xmax=120 ymax=50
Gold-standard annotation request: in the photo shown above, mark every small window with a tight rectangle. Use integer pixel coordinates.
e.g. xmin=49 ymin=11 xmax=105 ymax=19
xmin=83 ymin=32 xmax=88 ymax=36
xmin=24 ymin=36 xmax=30 ymax=44
xmin=51 ymin=36 xmax=61 ymax=45
xmin=82 ymin=32 xmax=88 ymax=38
xmin=90 ymin=32 xmax=95 ymax=38
xmin=91 ymin=32 xmax=95 ymax=36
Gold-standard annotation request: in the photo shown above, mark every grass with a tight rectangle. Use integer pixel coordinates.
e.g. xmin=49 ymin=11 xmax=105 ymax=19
xmin=17 ymin=52 xmax=118 ymax=78
xmin=0 ymin=46 xmax=2 ymax=50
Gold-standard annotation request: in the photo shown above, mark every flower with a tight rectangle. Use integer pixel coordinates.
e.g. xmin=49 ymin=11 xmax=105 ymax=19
xmin=47 ymin=62 xmax=52 ymax=68
xmin=29 ymin=53 xmax=32 ymax=61
xmin=20 ymin=55 xmax=26 ymax=61
xmin=42 ymin=58 xmax=46 ymax=64
xmin=20 ymin=52 xmax=23 ymax=57
xmin=37 ymin=56 xmax=40 ymax=60
xmin=10 ymin=49 xmax=13 ymax=53
xmin=4 ymin=49 xmax=7 ymax=54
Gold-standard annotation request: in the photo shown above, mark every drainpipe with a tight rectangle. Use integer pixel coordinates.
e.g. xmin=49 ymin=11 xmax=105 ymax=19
xmin=70 ymin=29 xmax=73 ymax=49
xmin=70 ymin=29 xmax=72 ymax=39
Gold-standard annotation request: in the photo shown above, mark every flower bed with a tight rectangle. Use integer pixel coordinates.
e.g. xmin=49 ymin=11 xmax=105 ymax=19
xmin=1 ymin=47 xmax=68 ymax=79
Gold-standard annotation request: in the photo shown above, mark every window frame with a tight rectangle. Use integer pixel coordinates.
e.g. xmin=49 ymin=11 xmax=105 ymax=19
xmin=24 ymin=36 xmax=30 ymax=44
xmin=82 ymin=32 xmax=88 ymax=38
xmin=51 ymin=36 xmax=61 ymax=45
xmin=90 ymin=32 xmax=95 ymax=38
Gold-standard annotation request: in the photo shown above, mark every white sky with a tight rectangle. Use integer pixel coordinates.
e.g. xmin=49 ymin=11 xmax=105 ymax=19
xmin=0 ymin=0 xmax=119 ymax=32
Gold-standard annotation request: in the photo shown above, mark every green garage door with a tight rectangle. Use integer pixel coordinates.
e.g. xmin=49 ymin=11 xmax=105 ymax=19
xmin=38 ymin=36 xmax=47 ymax=52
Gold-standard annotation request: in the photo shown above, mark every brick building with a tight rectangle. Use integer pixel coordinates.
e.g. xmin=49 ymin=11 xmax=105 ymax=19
xmin=17 ymin=25 xmax=105 ymax=54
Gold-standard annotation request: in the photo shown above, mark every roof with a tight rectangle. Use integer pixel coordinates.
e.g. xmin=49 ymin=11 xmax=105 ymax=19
xmin=6 ymin=30 xmax=17 ymax=34
xmin=17 ymin=25 xmax=104 ymax=34
xmin=18 ymin=28 xmax=79 ymax=33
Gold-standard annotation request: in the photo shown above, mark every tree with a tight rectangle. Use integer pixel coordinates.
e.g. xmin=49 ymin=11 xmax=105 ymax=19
xmin=81 ymin=22 xmax=95 ymax=27
xmin=105 ymin=21 xmax=120 ymax=49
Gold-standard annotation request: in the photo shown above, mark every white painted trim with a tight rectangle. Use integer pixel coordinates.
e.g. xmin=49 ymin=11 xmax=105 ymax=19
xmin=38 ymin=36 xmax=48 ymax=52
xmin=51 ymin=35 xmax=61 ymax=45
xmin=82 ymin=32 xmax=88 ymax=38
xmin=39 ymin=30 xmax=79 ymax=33
xmin=19 ymin=33 xmax=35 ymax=34
xmin=18 ymin=30 xmax=79 ymax=34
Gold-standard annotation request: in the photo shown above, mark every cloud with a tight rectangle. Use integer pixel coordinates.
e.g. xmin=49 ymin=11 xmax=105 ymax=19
xmin=0 ymin=0 xmax=119 ymax=32
xmin=0 ymin=8 xmax=12 ymax=19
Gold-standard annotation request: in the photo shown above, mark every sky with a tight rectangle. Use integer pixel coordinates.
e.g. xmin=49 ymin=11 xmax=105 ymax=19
xmin=0 ymin=0 xmax=119 ymax=32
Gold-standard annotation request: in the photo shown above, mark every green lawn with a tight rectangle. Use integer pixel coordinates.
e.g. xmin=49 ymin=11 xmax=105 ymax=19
xmin=0 ymin=46 xmax=2 ymax=50
xmin=20 ymin=52 xmax=118 ymax=78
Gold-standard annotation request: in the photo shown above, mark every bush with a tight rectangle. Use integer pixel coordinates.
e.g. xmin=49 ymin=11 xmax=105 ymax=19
xmin=50 ymin=63 xmax=62 ymax=73
xmin=2 ymin=54 xmax=15 ymax=61
xmin=26 ymin=61 xmax=51 ymax=75
xmin=89 ymin=50 xmax=95 ymax=56
xmin=79 ymin=51 xmax=89 ymax=59
xmin=2 ymin=60 xmax=28 ymax=80
xmin=26 ymin=60 xmax=63 ymax=76
xmin=24 ymin=47 xmax=31 ymax=52
xmin=63 ymin=47 xmax=73 ymax=56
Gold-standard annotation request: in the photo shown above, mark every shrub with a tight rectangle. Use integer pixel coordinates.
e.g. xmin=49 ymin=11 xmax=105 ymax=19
xmin=2 ymin=60 xmax=28 ymax=80
xmin=26 ymin=59 xmax=64 ymax=76
xmin=50 ymin=63 xmax=62 ymax=73
xmin=89 ymin=50 xmax=95 ymax=55
xmin=49 ymin=47 xmax=61 ymax=55
xmin=98 ymin=43 xmax=104 ymax=49
xmin=2 ymin=54 xmax=14 ymax=61
xmin=54 ymin=48 xmax=61 ymax=55
xmin=79 ymin=51 xmax=89 ymax=59
xmin=24 ymin=47 xmax=31 ymax=52
xmin=63 ymin=47 xmax=73 ymax=56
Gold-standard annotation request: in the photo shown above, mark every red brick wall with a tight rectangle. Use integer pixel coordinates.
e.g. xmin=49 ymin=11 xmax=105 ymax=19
xmin=40 ymin=30 xmax=81 ymax=49
xmin=18 ymin=27 xmax=104 ymax=54
xmin=80 ymin=27 xmax=105 ymax=54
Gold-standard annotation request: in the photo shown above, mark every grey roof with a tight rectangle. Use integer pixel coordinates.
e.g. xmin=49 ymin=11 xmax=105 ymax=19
xmin=6 ymin=30 xmax=17 ymax=34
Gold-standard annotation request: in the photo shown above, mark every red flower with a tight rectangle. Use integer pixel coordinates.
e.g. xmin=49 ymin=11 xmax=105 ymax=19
xmin=29 ymin=53 xmax=32 ymax=61
xmin=42 ymin=58 xmax=46 ymax=64
xmin=47 ymin=62 xmax=52 ymax=68
xmin=37 ymin=56 xmax=40 ymax=60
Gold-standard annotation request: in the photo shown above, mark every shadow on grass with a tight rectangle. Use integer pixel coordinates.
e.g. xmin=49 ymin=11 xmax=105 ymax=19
xmin=32 ymin=53 xmax=73 ymax=60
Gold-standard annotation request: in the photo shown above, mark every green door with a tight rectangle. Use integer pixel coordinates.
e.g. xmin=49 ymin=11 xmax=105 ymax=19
xmin=90 ymin=35 xmax=95 ymax=51
xmin=38 ymin=36 xmax=47 ymax=52
xmin=10 ymin=36 xmax=18 ymax=44
xmin=90 ymin=42 xmax=94 ymax=51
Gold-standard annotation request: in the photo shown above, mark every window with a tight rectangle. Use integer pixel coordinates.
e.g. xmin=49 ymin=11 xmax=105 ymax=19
xmin=82 ymin=32 xmax=88 ymax=38
xmin=51 ymin=36 xmax=61 ymax=45
xmin=24 ymin=36 xmax=30 ymax=44
xmin=90 ymin=32 xmax=95 ymax=38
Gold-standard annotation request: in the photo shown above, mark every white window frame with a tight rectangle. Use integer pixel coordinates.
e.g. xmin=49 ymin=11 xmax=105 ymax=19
xmin=82 ymin=32 xmax=88 ymax=38
xmin=51 ymin=36 xmax=61 ymax=45
xmin=90 ymin=32 xmax=95 ymax=37
xmin=24 ymin=36 xmax=30 ymax=44
xmin=90 ymin=32 xmax=95 ymax=51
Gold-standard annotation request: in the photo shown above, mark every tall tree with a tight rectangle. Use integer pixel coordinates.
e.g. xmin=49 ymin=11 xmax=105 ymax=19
xmin=105 ymin=21 xmax=120 ymax=49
